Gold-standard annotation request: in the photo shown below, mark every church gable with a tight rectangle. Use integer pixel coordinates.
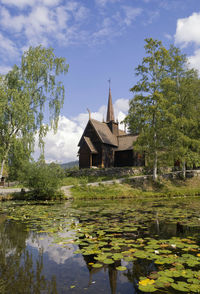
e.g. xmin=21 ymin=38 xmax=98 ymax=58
xmin=78 ymin=120 xmax=101 ymax=148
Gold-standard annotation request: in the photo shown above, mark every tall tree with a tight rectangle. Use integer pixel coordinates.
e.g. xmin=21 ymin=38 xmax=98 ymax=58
xmin=125 ymin=38 xmax=171 ymax=180
xmin=161 ymin=46 xmax=200 ymax=177
xmin=0 ymin=46 xmax=68 ymax=179
xmin=126 ymin=39 xmax=200 ymax=180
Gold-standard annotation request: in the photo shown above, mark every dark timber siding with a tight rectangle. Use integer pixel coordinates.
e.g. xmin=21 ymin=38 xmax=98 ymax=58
xmin=79 ymin=143 xmax=91 ymax=168
xmin=79 ymin=122 xmax=103 ymax=168
xmin=102 ymin=145 xmax=115 ymax=167
xmin=114 ymin=150 xmax=133 ymax=167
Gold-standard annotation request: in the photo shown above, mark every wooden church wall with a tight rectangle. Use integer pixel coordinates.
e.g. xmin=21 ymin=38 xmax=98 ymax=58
xmin=79 ymin=122 xmax=103 ymax=168
xmin=102 ymin=145 xmax=115 ymax=167
xmin=79 ymin=143 xmax=91 ymax=168
xmin=114 ymin=150 xmax=134 ymax=167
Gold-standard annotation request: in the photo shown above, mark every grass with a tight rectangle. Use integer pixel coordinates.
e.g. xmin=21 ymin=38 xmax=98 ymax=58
xmin=71 ymin=176 xmax=200 ymax=199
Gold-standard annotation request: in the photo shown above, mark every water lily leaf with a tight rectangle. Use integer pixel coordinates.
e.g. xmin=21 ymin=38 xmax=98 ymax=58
xmin=138 ymin=284 xmax=157 ymax=292
xmin=116 ymin=266 xmax=127 ymax=271
xmin=112 ymin=253 xmax=123 ymax=260
xmin=103 ymin=258 xmax=114 ymax=264
xmin=92 ymin=263 xmax=103 ymax=268
xmin=171 ymin=281 xmax=189 ymax=292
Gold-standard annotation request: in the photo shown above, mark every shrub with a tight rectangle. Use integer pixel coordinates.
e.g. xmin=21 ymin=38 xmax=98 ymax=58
xmin=20 ymin=161 xmax=65 ymax=200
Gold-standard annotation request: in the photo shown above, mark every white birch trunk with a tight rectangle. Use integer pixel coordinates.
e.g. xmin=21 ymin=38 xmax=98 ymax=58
xmin=182 ymin=160 xmax=186 ymax=179
xmin=153 ymin=151 xmax=158 ymax=181
xmin=0 ymin=159 xmax=5 ymax=180
xmin=0 ymin=144 xmax=10 ymax=180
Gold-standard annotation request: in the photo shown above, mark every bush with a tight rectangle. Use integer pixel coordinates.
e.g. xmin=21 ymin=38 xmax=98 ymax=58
xmin=20 ymin=161 xmax=65 ymax=200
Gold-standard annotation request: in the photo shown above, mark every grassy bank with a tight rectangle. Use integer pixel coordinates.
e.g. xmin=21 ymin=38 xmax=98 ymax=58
xmin=2 ymin=176 xmax=200 ymax=201
xmin=71 ymin=177 xmax=200 ymax=199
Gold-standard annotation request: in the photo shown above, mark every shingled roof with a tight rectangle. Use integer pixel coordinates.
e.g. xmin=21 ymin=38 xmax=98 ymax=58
xmin=78 ymin=119 xmax=118 ymax=147
xmin=117 ymin=134 xmax=138 ymax=151
xmin=83 ymin=136 xmax=98 ymax=153
xmin=90 ymin=119 xmax=118 ymax=146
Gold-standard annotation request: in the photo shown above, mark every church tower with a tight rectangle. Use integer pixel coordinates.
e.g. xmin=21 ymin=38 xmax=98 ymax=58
xmin=106 ymin=82 xmax=119 ymax=136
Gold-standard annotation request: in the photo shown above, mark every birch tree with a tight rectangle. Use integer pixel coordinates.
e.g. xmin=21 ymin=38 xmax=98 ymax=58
xmin=125 ymin=38 xmax=170 ymax=180
xmin=161 ymin=46 xmax=200 ymax=177
xmin=0 ymin=46 xmax=68 ymax=179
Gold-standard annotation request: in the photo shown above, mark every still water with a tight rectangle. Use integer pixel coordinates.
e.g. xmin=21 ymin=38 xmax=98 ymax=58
xmin=0 ymin=197 xmax=200 ymax=294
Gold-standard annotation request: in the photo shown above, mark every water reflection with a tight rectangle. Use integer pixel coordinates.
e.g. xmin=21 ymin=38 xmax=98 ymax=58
xmin=0 ymin=198 xmax=200 ymax=293
xmin=0 ymin=218 xmax=58 ymax=294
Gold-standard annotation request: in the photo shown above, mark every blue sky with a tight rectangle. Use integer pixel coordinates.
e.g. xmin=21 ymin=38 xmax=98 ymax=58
xmin=1 ymin=0 xmax=200 ymax=163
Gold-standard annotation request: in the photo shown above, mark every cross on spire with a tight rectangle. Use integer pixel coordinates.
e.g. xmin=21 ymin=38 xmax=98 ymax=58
xmin=108 ymin=78 xmax=111 ymax=88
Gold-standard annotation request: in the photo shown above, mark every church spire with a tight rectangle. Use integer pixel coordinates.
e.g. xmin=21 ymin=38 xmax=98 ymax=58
xmin=106 ymin=79 xmax=115 ymax=122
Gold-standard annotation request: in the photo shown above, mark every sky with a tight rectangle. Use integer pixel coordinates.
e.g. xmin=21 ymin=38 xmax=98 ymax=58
xmin=1 ymin=0 xmax=200 ymax=163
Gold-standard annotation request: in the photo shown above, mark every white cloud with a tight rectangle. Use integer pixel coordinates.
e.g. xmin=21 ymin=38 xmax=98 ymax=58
xmin=95 ymin=0 xmax=121 ymax=7
xmin=0 ymin=0 xmax=61 ymax=9
xmin=175 ymin=12 xmax=200 ymax=72
xmin=34 ymin=98 xmax=129 ymax=163
xmin=0 ymin=1 xmax=89 ymax=48
xmin=175 ymin=12 xmax=200 ymax=47
xmin=0 ymin=33 xmax=18 ymax=60
xmin=0 ymin=65 xmax=12 ymax=74
xmin=122 ymin=6 xmax=143 ymax=26
xmin=164 ymin=33 xmax=173 ymax=40
xmin=35 ymin=116 xmax=83 ymax=163
xmin=0 ymin=0 xmax=145 ymax=51
xmin=188 ymin=49 xmax=200 ymax=72
xmin=0 ymin=0 xmax=34 ymax=8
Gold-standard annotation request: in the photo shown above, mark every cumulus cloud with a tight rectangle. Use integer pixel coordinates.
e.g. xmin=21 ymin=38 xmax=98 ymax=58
xmin=188 ymin=49 xmax=200 ymax=72
xmin=175 ymin=12 xmax=200 ymax=72
xmin=34 ymin=98 xmax=129 ymax=163
xmin=175 ymin=12 xmax=200 ymax=47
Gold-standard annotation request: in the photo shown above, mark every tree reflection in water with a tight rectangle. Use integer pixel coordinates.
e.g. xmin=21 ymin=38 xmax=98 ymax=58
xmin=0 ymin=217 xmax=58 ymax=294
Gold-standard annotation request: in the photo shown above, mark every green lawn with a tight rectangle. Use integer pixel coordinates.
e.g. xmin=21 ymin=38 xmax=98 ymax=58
xmin=71 ymin=177 xmax=200 ymax=199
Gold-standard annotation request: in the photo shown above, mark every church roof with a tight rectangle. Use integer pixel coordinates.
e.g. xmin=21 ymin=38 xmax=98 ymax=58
xmin=117 ymin=134 xmax=138 ymax=151
xmin=83 ymin=136 xmax=98 ymax=153
xmin=90 ymin=119 xmax=118 ymax=146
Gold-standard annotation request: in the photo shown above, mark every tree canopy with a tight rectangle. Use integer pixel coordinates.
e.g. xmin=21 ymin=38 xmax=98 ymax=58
xmin=0 ymin=46 xmax=68 ymax=179
xmin=125 ymin=38 xmax=200 ymax=180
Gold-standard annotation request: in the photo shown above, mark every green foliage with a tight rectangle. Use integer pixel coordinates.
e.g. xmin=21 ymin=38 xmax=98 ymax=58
xmin=20 ymin=161 xmax=65 ymax=200
xmin=125 ymin=38 xmax=200 ymax=180
xmin=0 ymin=45 xmax=68 ymax=178
xmin=7 ymin=137 xmax=32 ymax=181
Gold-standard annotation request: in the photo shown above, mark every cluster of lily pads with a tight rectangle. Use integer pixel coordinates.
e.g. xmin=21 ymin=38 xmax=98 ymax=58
xmin=70 ymin=214 xmax=200 ymax=292
xmin=0 ymin=198 xmax=200 ymax=293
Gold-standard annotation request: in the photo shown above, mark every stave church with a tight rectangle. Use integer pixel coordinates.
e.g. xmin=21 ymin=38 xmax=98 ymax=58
xmin=78 ymin=87 xmax=144 ymax=169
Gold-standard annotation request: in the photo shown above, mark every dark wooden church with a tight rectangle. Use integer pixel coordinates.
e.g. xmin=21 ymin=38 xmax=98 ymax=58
xmin=78 ymin=87 xmax=144 ymax=169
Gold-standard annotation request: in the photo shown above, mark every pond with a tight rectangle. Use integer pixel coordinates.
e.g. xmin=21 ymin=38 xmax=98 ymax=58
xmin=0 ymin=197 xmax=200 ymax=293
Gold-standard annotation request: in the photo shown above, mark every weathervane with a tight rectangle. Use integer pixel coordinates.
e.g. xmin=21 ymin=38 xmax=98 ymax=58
xmin=108 ymin=78 xmax=111 ymax=88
